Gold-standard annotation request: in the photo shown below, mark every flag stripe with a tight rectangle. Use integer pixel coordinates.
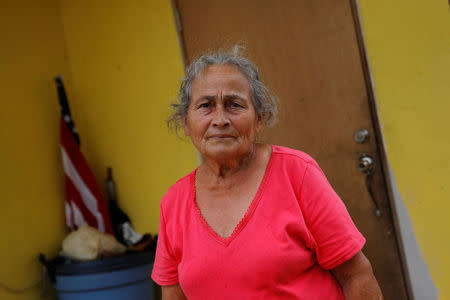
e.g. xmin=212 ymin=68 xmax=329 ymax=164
xmin=65 ymin=202 xmax=73 ymax=228
xmin=71 ymin=202 xmax=85 ymax=229
xmin=62 ymin=146 xmax=105 ymax=232
xmin=65 ymin=174 xmax=99 ymax=229
xmin=60 ymin=119 xmax=112 ymax=233
xmin=60 ymin=120 xmax=105 ymax=207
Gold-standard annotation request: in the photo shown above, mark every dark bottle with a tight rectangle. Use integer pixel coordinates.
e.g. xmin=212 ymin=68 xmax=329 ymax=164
xmin=106 ymin=167 xmax=143 ymax=246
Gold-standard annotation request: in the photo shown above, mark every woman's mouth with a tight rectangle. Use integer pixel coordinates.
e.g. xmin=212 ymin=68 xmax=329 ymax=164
xmin=208 ymin=135 xmax=234 ymax=139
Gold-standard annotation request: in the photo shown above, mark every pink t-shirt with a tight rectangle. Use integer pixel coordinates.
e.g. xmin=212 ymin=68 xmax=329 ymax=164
xmin=152 ymin=145 xmax=365 ymax=299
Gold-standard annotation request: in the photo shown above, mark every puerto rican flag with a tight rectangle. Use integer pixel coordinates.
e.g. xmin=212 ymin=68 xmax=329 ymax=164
xmin=55 ymin=76 xmax=113 ymax=234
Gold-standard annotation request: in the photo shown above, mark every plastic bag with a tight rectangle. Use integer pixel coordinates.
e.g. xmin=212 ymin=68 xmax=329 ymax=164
xmin=61 ymin=223 xmax=126 ymax=261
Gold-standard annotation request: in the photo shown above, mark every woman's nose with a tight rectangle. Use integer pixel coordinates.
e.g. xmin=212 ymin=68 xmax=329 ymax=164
xmin=212 ymin=106 xmax=230 ymax=127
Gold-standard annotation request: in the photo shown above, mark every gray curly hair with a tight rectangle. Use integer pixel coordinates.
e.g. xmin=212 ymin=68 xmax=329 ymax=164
xmin=168 ymin=46 xmax=278 ymax=133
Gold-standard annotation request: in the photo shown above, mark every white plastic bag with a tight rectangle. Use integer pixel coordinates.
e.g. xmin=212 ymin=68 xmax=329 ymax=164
xmin=61 ymin=223 xmax=126 ymax=261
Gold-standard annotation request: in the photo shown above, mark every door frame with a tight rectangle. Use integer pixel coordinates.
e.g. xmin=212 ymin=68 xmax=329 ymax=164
xmin=348 ymin=1 xmax=413 ymax=298
xmin=170 ymin=0 xmax=413 ymax=298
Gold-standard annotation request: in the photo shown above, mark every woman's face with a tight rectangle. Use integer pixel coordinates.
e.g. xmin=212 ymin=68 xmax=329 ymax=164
xmin=184 ymin=64 xmax=262 ymax=162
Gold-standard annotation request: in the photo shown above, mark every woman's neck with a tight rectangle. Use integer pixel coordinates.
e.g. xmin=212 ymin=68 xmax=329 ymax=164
xmin=201 ymin=143 xmax=260 ymax=179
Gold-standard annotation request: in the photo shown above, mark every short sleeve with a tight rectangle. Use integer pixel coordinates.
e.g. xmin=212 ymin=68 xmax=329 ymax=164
xmin=299 ymin=161 xmax=365 ymax=270
xmin=151 ymin=203 xmax=179 ymax=286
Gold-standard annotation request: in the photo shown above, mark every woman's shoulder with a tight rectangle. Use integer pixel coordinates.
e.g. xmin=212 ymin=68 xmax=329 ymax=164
xmin=161 ymin=170 xmax=195 ymax=208
xmin=271 ymin=144 xmax=316 ymax=165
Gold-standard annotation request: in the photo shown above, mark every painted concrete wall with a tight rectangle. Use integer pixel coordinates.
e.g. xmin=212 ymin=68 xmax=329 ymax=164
xmin=0 ymin=1 xmax=69 ymax=299
xmin=358 ymin=0 xmax=450 ymax=299
xmin=0 ymin=0 xmax=196 ymax=299
xmin=58 ymin=0 xmax=196 ymax=234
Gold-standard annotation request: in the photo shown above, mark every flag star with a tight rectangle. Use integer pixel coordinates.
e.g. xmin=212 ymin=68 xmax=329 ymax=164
xmin=64 ymin=115 xmax=71 ymax=122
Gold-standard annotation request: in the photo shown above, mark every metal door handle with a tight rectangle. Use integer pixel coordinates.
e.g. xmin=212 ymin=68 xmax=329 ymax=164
xmin=357 ymin=153 xmax=381 ymax=216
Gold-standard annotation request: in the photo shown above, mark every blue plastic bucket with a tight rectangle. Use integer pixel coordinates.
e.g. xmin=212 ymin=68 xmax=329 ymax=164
xmin=50 ymin=252 xmax=155 ymax=300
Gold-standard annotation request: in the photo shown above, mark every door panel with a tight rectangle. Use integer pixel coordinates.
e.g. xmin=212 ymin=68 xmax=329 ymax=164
xmin=176 ymin=0 xmax=408 ymax=298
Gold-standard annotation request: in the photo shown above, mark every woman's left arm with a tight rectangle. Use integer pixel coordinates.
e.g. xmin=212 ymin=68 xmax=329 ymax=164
xmin=331 ymin=251 xmax=383 ymax=300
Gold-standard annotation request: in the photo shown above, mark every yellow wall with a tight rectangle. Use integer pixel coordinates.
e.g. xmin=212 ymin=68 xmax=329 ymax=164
xmin=0 ymin=1 xmax=69 ymax=299
xmin=0 ymin=0 xmax=195 ymax=299
xmin=358 ymin=0 xmax=450 ymax=298
xmin=58 ymin=0 xmax=196 ymax=234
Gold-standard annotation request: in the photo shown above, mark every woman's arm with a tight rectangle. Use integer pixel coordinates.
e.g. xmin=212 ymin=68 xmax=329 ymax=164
xmin=162 ymin=284 xmax=187 ymax=300
xmin=331 ymin=251 xmax=383 ymax=300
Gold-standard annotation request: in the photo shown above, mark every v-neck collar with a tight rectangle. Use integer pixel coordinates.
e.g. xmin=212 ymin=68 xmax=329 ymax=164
xmin=190 ymin=145 xmax=274 ymax=247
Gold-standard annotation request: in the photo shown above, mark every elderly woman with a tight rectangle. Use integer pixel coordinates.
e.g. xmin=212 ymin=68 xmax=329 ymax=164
xmin=151 ymin=49 xmax=382 ymax=299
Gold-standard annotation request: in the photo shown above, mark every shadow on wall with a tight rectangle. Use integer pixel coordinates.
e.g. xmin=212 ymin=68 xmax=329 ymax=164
xmin=386 ymin=160 xmax=438 ymax=299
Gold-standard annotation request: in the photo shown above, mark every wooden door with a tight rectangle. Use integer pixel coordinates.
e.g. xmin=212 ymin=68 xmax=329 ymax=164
xmin=175 ymin=0 xmax=409 ymax=298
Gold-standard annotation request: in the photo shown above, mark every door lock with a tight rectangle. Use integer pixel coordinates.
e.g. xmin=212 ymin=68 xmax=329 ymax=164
xmin=358 ymin=153 xmax=375 ymax=175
